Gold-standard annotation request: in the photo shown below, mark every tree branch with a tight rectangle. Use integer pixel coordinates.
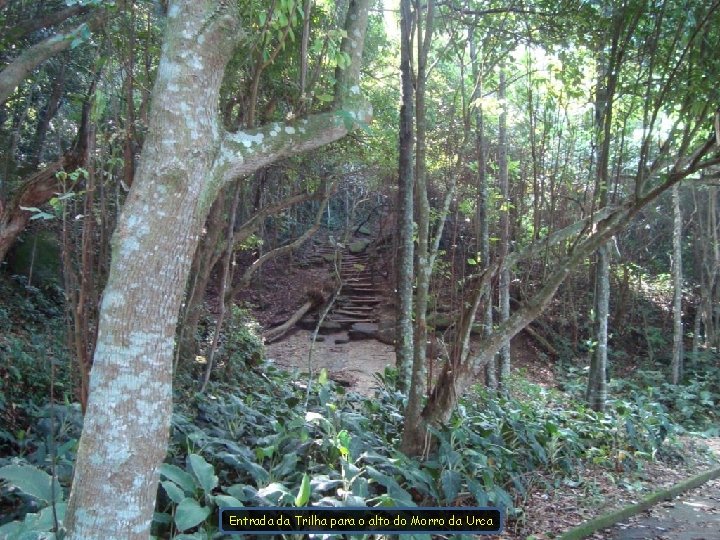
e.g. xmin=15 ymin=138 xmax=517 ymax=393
xmin=0 ymin=12 xmax=103 ymax=105
xmin=238 ymin=186 xmax=333 ymax=287
xmin=2 ymin=4 xmax=89 ymax=44
xmin=213 ymin=103 xmax=372 ymax=188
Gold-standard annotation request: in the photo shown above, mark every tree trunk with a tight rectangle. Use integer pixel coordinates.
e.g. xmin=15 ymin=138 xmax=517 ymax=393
xmin=671 ymin=183 xmax=683 ymax=384
xmin=401 ymin=0 xmax=435 ymax=455
xmin=586 ymin=25 xmax=617 ymax=411
xmin=587 ymin=242 xmax=610 ymax=410
xmin=64 ymin=1 xmax=371 ymax=537
xmin=395 ymin=0 xmax=414 ymax=392
xmin=468 ymin=27 xmax=494 ymax=388
xmin=497 ymin=65 xmax=511 ymax=385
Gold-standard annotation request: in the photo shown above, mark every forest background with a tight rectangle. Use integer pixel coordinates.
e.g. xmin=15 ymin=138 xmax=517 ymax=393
xmin=0 ymin=0 xmax=719 ymax=539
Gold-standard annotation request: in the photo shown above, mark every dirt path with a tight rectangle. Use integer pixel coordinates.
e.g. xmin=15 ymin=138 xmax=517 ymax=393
xmin=605 ymin=440 xmax=720 ymax=540
xmin=265 ymin=329 xmax=396 ymax=396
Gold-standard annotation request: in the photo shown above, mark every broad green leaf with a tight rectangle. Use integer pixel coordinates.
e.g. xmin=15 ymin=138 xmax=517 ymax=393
xmin=295 ymin=473 xmax=311 ymax=507
xmin=0 ymin=465 xmax=62 ymax=503
xmin=213 ymin=494 xmax=243 ymax=508
xmin=318 ymin=368 xmax=328 ymax=385
xmin=159 ymin=463 xmax=196 ymax=493
xmin=174 ymin=498 xmax=211 ymax=532
xmin=188 ymin=454 xmax=218 ymax=495
xmin=161 ymin=480 xmax=186 ymax=504
xmin=440 ymin=469 xmax=461 ymax=504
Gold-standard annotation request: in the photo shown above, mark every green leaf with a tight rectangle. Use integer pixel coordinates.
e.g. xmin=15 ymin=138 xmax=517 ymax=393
xmin=440 ymin=469 xmax=461 ymax=504
xmin=161 ymin=480 xmax=186 ymax=504
xmin=0 ymin=465 xmax=62 ymax=503
xmin=188 ymin=454 xmax=218 ymax=495
xmin=316 ymin=94 xmax=335 ymax=102
xmin=174 ymin=498 xmax=211 ymax=532
xmin=258 ymin=11 xmax=267 ymax=26
xmin=295 ymin=473 xmax=311 ymax=507
xmin=159 ymin=463 xmax=196 ymax=493
xmin=318 ymin=368 xmax=328 ymax=385
xmin=213 ymin=494 xmax=243 ymax=508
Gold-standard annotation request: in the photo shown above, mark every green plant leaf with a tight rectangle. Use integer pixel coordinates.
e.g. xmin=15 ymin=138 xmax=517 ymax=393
xmin=188 ymin=453 xmax=218 ymax=495
xmin=440 ymin=469 xmax=461 ymax=504
xmin=161 ymin=480 xmax=186 ymax=504
xmin=0 ymin=464 xmax=62 ymax=503
xmin=213 ymin=494 xmax=244 ymax=508
xmin=159 ymin=463 xmax=196 ymax=493
xmin=174 ymin=498 xmax=211 ymax=532
xmin=295 ymin=473 xmax=311 ymax=507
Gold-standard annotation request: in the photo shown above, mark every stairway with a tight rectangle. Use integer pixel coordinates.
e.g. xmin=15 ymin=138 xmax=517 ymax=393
xmin=304 ymin=241 xmax=381 ymax=339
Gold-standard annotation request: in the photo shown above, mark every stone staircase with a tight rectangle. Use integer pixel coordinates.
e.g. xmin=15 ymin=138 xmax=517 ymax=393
xmin=302 ymin=240 xmax=382 ymax=340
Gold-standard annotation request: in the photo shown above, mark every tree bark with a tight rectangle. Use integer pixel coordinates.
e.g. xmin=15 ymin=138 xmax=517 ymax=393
xmin=401 ymin=0 xmax=435 ymax=456
xmin=671 ymin=183 xmax=683 ymax=384
xmin=498 ymin=64 xmax=511 ymax=385
xmin=64 ymin=1 xmax=371 ymax=537
xmin=395 ymin=0 xmax=414 ymax=392
xmin=468 ymin=27 xmax=494 ymax=389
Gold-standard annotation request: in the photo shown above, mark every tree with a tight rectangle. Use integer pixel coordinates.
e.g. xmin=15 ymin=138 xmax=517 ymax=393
xmin=671 ymin=183 xmax=683 ymax=383
xmin=395 ymin=0 xmax=415 ymax=391
xmin=63 ymin=1 xmax=371 ymax=537
xmin=399 ymin=0 xmax=720 ymax=454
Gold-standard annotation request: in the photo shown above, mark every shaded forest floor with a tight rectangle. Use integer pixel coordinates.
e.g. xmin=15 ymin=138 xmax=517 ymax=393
xmin=237 ymin=244 xmax=720 ymax=540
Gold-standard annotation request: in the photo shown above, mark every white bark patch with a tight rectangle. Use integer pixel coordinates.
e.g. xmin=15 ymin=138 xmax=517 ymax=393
xmin=236 ymin=131 xmax=265 ymax=148
xmin=168 ymin=4 xmax=180 ymax=17
xmin=350 ymin=85 xmax=360 ymax=95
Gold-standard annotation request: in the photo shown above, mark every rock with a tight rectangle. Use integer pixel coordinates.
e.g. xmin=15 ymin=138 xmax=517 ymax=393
xmin=298 ymin=316 xmax=317 ymax=330
xmin=319 ymin=320 xmax=343 ymax=333
xmin=349 ymin=239 xmax=371 ymax=254
xmin=349 ymin=322 xmax=379 ymax=340
xmin=334 ymin=333 xmax=350 ymax=345
xmin=7 ymin=231 xmax=62 ymax=289
xmin=427 ymin=313 xmax=453 ymax=331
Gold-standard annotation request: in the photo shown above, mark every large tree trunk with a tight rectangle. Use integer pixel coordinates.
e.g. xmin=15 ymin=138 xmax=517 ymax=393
xmin=64 ymin=1 xmax=371 ymax=537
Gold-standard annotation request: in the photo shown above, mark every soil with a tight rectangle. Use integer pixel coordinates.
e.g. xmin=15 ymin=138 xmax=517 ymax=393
xmin=265 ymin=329 xmax=396 ymax=396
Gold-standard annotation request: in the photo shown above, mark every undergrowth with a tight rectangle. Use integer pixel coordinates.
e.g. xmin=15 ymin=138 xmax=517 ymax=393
xmin=1 ymin=272 xmax=716 ymax=539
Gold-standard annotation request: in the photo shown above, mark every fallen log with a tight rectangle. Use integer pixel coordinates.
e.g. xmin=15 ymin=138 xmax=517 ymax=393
xmin=263 ymin=290 xmax=325 ymax=343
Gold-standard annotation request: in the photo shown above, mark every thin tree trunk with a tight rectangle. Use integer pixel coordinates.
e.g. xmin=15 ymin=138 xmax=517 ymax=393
xmin=469 ymin=26 xmax=494 ymax=389
xmin=498 ymin=65 xmax=511 ymax=385
xmin=395 ymin=0 xmax=414 ymax=392
xmin=402 ymin=0 xmax=435 ymax=456
xmin=671 ymin=183 xmax=683 ymax=384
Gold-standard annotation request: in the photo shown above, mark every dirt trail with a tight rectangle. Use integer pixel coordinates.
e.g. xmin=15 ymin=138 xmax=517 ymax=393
xmin=265 ymin=329 xmax=396 ymax=396
xmin=606 ymin=440 xmax=720 ymax=540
